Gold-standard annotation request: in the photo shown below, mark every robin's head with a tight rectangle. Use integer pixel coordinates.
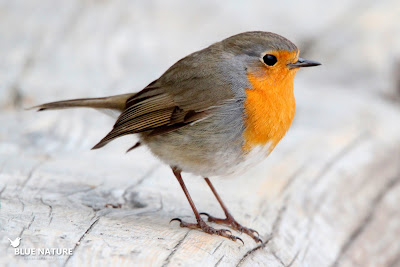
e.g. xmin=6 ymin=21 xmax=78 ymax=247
xmin=217 ymin=31 xmax=320 ymax=92
xmin=216 ymin=32 xmax=320 ymax=152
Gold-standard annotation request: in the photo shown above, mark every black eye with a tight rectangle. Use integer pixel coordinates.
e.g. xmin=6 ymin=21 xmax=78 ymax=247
xmin=262 ymin=54 xmax=277 ymax=66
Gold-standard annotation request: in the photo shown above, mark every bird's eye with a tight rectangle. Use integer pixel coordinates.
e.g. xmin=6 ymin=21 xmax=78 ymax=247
xmin=262 ymin=54 xmax=277 ymax=66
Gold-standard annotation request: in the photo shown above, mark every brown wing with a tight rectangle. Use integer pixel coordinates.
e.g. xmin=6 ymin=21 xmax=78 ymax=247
xmin=92 ymin=86 xmax=209 ymax=149
xmin=92 ymin=47 xmax=235 ymax=149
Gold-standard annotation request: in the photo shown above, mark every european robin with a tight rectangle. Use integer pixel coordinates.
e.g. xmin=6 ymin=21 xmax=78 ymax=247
xmin=32 ymin=31 xmax=320 ymax=243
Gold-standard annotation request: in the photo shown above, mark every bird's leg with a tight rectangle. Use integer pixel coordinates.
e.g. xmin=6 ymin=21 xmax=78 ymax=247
xmin=200 ymin=178 xmax=262 ymax=243
xmin=170 ymin=167 xmax=243 ymax=244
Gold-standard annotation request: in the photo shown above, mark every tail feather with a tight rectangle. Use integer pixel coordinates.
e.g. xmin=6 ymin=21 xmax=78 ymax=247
xmin=29 ymin=93 xmax=135 ymax=112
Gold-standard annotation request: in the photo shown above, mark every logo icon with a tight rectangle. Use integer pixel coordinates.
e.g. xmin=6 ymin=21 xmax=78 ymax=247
xmin=7 ymin=237 xmax=21 ymax=248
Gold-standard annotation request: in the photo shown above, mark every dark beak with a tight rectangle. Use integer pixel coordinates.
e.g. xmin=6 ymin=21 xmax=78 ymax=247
xmin=288 ymin=58 xmax=321 ymax=69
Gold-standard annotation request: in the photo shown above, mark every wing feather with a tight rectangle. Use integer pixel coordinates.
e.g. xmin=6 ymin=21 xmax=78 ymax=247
xmin=92 ymin=49 xmax=236 ymax=149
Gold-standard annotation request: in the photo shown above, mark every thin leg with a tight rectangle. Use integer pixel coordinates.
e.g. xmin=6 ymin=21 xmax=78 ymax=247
xmin=201 ymin=177 xmax=262 ymax=243
xmin=170 ymin=167 xmax=243 ymax=243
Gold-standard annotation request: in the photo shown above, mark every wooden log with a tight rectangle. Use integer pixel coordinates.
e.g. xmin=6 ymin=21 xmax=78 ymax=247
xmin=1 ymin=87 xmax=399 ymax=266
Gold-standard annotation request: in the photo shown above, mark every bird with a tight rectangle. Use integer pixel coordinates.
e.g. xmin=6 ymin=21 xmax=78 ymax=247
xmin=32 ymin=31 xmax=320 ymax=243
xmin=8 ymin=237 xmax=21 ymax=248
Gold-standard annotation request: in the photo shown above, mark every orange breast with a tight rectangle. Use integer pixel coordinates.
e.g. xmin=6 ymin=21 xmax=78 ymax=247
xmin=243 ymin=65 xmax=298 ymax=153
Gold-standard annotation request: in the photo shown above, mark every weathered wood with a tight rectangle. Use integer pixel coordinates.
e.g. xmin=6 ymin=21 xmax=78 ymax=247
xmin=1 ymin=1 xmax=400 ymax=266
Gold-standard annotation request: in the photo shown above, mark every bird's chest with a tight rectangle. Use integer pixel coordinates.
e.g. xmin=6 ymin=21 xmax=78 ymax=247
xmin=242 ymin=83 xmax=296 ymax=153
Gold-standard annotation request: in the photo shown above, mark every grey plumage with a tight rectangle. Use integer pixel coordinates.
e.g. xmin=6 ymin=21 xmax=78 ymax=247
xmin=32 ymin=31 xmax=299 ymax=176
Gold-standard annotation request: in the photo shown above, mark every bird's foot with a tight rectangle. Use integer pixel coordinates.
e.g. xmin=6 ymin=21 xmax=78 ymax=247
xmin=199 ymin=213 xmax=262 ymax=243
xmin=170 ymin=217 xmax=244 ymax=244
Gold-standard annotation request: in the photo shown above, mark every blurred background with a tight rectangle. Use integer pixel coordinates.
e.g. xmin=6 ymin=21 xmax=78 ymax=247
xmin=1 ymin=1 xmax=400 ymax=266
xmin=1 ymin=0 xmax=399 ymax=107
xmin=0 ymin=0 xmax=400 ymax=153
xmin=0 ymin=0 xmax=399 ymax=152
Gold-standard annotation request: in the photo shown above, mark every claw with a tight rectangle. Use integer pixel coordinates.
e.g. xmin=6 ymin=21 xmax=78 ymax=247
xmin=235 ymin=236 xmax=244 ymax=245
xmin=198 ymin=213 xmax=261 ymax=243
xmin=251 ymin=229 xmax=260 ymax=237
xmin=169 ymin=216 xmax=246 ymax=243
xmin=199 ymin=212 xmax=210 ymax=218
xmin=170 ymin=218 xmax=182 ymax=224
xmin=223 ymin=229 xmax=232 ymax=235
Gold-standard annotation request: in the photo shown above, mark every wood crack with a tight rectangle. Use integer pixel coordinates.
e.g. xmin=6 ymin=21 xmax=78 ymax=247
xmin=304 ymin=132 xmax=371 ymax=228
xmin=310 ymin=131 xmax=369 ymax=189
xmin=287 ymin=250 xmax=300 ymax=267
xmin=212 ymin=241 xmax=224 ymax=254
xmin=272 ymin=251 xmax=286 ymax=266
xmin=214 ymin=255 xmax=225 ymax=267
xmin=17 ymin=197 xmax=25 ymax=212
xmin=161 ymin=231 xmax=190 ymax=267
xmin=236 ymin=201 xmax=287 ymax=266
xmin=299 ymin=216 xmax=314 ymax=263
xmin=20 ymin=159 xmax=47 ymax=190
xmin=19 ymin=215 xmax=35 ymax=238
xmin=330 ymin=175 xmax=400 ymax=267
xmin=272 ymin=249 xmax=300 ymax=267
xmin=63 ymin=217 xmax=100 ymax=267
xmin=236 ymin=235 xmax=273 ymax=267
xmin=40 ymin=197 xmax=53 ymax=225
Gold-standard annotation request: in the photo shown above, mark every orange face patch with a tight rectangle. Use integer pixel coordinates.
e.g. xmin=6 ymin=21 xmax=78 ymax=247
xmin=243 ymin=50 xmax=299 ymax=152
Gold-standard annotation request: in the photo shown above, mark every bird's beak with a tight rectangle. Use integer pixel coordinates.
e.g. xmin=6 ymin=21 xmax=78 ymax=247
xmin=288 ymin=58 xmax=321 ymax=69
